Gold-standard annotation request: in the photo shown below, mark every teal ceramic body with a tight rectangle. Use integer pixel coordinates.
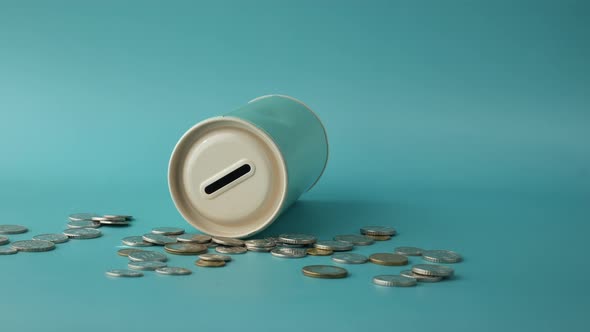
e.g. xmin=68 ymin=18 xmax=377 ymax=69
xmin=168 ymin=94 xmax=328 ymax=237
xmin=226 ymin=95 xmax=329 ymax=212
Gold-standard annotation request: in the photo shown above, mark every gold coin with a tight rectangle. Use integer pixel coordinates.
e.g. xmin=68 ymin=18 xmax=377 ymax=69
xmin=164 ymin=243 xmax=208 ymax=255
xmin=369 ymin=253 xmax=408 ymax=266
xmin=117 ymin=248 xmax=146 ymax=257
xmin=306 ymin=248 xmax=333 ymax=256
xmin=195 ymin=259 xmax=226 ymax=267
xmin=302 ymin=265 xmax=348 ymax=279
xmin=365 ymin=235 xmax=391 ymax=241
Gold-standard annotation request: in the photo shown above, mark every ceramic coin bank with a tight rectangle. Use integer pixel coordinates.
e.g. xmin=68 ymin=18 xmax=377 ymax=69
xmin=168 ymin=95 xmax=328 ymax=238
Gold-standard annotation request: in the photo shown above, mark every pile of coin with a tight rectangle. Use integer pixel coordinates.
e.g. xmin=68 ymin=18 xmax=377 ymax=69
xmin=0 ymin=213 xmax=133 ymax=255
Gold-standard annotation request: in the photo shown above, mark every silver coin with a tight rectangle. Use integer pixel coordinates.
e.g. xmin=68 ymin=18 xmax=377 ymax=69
xmin=331 ymin=253 xmax=368 ymax=264
xmin=32 ymin=233 xmax=69 ymax=244
xmin=0 ymin=247 xmax=18 ymax=255
xmin=128 ymin=251 xmax=168 ymax=262
xmin=247 ymin=246 xmax=274 ymax=252
xmin=0 ymin=225 xmax=28 ymax=235
xmin=106 ymin=269 xmax=143 ymax=278
xmin=155 ymin=267 xmax=192 ymax=275
xmin=92 ymin=216 xmax=126 ymax=222
xmin=422 ymin=250 xmax=463 ymax=263
xmin=63 ymin=228 xmax=102 ymax=239
xmin=270 ymin=247 xmax=307 ymax=258
xmin=151 ymin=227 xmax=185 ymax=236
xmin=68 ymin=213 xmax=100 ymax=221
xmin=99 ymin=219 xmax=131 ymax=226
xmin=400 ymin=270 xmax=443 ymax=282
xmin=67 ymin=220 xmax=101 ymax=229
xmin=278 ymin=243 xmax=307 ymax=248
xmin=0 ymin=236 xmax=9 ymax=245
xmin=360 ymin=226 xmax=396 ymax=236
xmin=207 ymin=242 xmax=218 ymax=248
xmin=142 ymin=233 xmax=177 ymax=245
xmin=333 ymin=234 xmax=374 ymax=246
xmin=128 ymin=261 xmax=167 ymax=271
xmin=278 ymin=233 xmax=317 ymax=245
xmin=177 ymin=233 xmax=212 ymax=243
xmin=245 ymin=239 xmax=276 ymax=248
xmin=412 ymin=264 xmax=454 ymax=277
xmin=212 ymin=237 xmax=245 ymax=247
xmin=11 ymin=240 xmax=55 ymax=252
xmin=104 ymin=214 xmax=133 ymax=220
xmin=199 ymin=253 xmax=232 ymax=262
xmin=314 ymin=240 xmax=353 ymax=251
xmin=373 ymin=275 xmax=417 ymax=287
xmin=122 ymin=236 xmax=153 ymax=247
xmin=215 ymin=246 xmax=247 ymax=254
xmin=395 ymin=246 xmax=424 ymax=256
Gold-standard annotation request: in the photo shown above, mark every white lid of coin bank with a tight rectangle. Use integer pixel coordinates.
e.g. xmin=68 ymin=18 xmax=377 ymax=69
xmin=168 ymin=116 xmax=287 ymax=239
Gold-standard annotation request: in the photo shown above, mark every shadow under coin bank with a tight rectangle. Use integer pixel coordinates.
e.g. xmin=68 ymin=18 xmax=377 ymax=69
xmin=258 ymin=200 xmax=402 ymax=238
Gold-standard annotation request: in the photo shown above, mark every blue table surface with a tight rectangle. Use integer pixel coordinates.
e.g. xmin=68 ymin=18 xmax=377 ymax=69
xmin=1 ymin=1 xmax=589 ymax=331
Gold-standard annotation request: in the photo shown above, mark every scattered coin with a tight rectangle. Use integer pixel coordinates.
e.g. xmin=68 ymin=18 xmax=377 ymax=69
xmin=67 ymin=220 xmax=101 ymax=229
xmin=412 ymin=264 xmax=454 ymax=277
xmin=164 ymin=243 xmax=208 ymax=255
xmin=196 ymin=259 xmax=225 ymax=267
xmin=118 ymin=248 xmax=147 ymax=257
xmin=369 ymin=253 xmax=408 ymax=266
xmin=215 ymin=246 xmax=247 ymax=254
xmin=68 ymin=213 xmax=100 ymax=221
xmin=199 ymin=253 xmax=232 ymax=262
xmin=151 ymin=227 xmax=185 ymax=236
xmin=306 ymin=248 xmax=333 ymax=256
xmin=11 ymin=240 xmax=55 ymax=252
xmin=270 ymin=247 xmax=307 ymax=258
xmin=99 ymin=219 xmax=131 ymax=226
xmin=333 ymin=234 xmax=374 ymax=246
xmin=128 ymin=261 xmax=167 ymax=271
xmin=278 ymin=243 xmax=306 ymax=248
xmin=128 ymin=251 xmax=168 ymax=262
xmin=331 ymin=253 xmax=368 ymax=264
xmin=177 ymin=233 xmax=212 ymax=243
xmin=278 ymin=233 xmax=317 ymax=245
xmin=104 ymin=214 xmax=133 ymax=220
xmin=32 ymin=233 xmax=69 ymax=244
xmin=372 ymin=275 xmax=417 ymax=287
xmin=360 ymin=226 xmax=396 ymax=236
xmin=0 ymin=225 xmax=28 ymax=235
xmin=106 ymin=269 xmax=143 ymax=278
xmin=0 ymin=236 xmax=9 ymax=245
xmin=394 ymin=246 xmax=424 ymax=256
xmin=156 ymin=267 xmax=192 ymax=275
xmin=92 ymin=216 xmax=126 ymax=222
xmin=0 ymin=247 xmax=18 ymax=255
xmin=212 ymin=237 xmax=245 ymax=247
xmin=422 ymin=250 xmax=462 ymax=263
xmin=314 ymin=240 xmax=353 ymax=252
xmin=400 ymin=270 xmax=443 ymax=282
xmin=365 ymin=234 xmax=391 ymax=241
xmin=245 ymin=239 xmax=276 ymax=248
xmin=64 ymin=228 xmax=102 ymax=239
xmin=302 ymin=265 xmax=348 ymax=279
xmin=122 ymin=236 xmax=153 ymax=247
xmin=142 ymin=233 xmax=177 ymax=245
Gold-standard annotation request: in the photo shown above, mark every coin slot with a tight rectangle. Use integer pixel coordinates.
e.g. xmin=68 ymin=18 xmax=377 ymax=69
xmin=204 ymin=163 xmax=253 ymax=195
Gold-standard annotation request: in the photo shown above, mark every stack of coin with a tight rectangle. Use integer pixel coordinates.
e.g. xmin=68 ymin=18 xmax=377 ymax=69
xmin=245 ymin=239 xmax=276 ymax=252
xmin=195 ymin=253 xmax=231 ymax=267
xmin=360 ymin=226 xmax=396 ymax=241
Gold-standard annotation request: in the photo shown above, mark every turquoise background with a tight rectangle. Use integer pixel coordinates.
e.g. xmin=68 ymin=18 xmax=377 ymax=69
xmin=1 ymin=1 xmax=588 ymax=331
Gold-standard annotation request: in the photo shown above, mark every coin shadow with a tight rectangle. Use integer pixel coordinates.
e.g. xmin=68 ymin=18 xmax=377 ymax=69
xmin=259 ymin=200 xmax=400 ymax=238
